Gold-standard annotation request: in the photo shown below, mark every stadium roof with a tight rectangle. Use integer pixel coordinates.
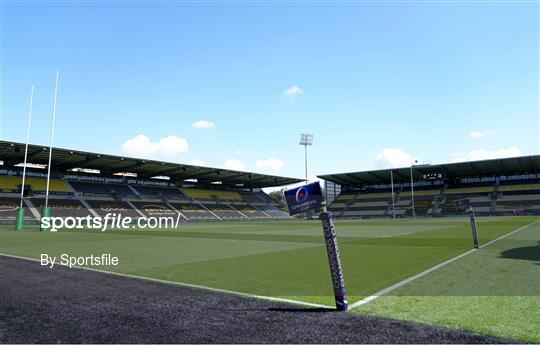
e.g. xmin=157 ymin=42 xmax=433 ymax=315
xmin=0 ymin=140 xmax=302 ymax=188
xmin=319 ymin=155 xmax=540 ymax=186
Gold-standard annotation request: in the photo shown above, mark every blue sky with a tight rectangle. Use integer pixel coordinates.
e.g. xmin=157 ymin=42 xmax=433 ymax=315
xmin=1 ymin=1 xmax=538 ymax=182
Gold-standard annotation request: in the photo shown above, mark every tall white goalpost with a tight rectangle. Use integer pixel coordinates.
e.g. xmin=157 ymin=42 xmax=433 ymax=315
xmin=40 ymin=70 xmax=59 ymax=231
xmin=15 ymin=85 xmax=34 ymax=230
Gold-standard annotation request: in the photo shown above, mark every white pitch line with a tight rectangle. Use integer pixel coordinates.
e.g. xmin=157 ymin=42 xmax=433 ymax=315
xmin=349 ymin=219 xmax=540 ymax=309
xmin=0 ymin=253 xmax=331 ymax=310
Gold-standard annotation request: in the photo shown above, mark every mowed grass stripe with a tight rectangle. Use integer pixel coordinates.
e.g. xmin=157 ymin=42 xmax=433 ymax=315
xmin=0 ymin=229 xmax=320 ymax=273
xmin=51 ymin=220 xmax=478 ymax=248
xmin=354 ymin=219 xmax=540 ymax=343
xmin=0 ymin=217 xmax=535 ymax=308
xmin=129 ymin=238 xmax=465 ymax=306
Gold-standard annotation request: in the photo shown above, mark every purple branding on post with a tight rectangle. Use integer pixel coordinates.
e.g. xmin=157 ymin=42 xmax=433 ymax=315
xmin=284 ymin=182 xmax=324 ymax=216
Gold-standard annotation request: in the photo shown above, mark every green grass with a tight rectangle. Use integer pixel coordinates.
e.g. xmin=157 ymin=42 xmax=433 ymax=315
xmin=1 ymin=216 xmax=538 ymax=341
xmin=358 ymin=296 xmax=540 ymax=343
xmin=354 ymin=217 xmax=540 ymax=343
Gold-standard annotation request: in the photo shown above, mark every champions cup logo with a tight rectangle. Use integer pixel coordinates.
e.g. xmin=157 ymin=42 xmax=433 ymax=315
xmin=295 ymin=187 xmax=309 ymax=203
xmin=284 ymin=182 xmax=324 ymax=216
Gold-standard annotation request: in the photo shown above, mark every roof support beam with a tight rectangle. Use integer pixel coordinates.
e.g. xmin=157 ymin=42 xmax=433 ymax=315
xmin=75 ymin=155 xmax=103 ymax=168
xmin=1 ymin=140 xmax=303 ymax=187
xmin=187 ymin=170 xmax=219 ymax=179
xmin=27 ymin=148 xmax=48 ymax=162
xmin=0 ymin=143 xmax=15 ymax=156
xmin=137 ymin=166 xmax=182 ymax=178
xmin=100 ymin=161 xmax=144 ymax=175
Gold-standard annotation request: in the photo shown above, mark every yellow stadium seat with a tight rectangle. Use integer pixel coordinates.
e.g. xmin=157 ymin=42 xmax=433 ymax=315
xmin=498 ymin=184 xmax=540 ymax=192
xmin=0 ymin=176 xmax=21 ymax=191
xmin=400 ymin=189 xmax=441 ymax=197
xmin=445 ymin=186 xmax=493 ymax=195
xmin=335 ymin=194 xmax=355 ymax=200
xmin=355 ymin=192 xmax=391 ymax=199
xmin=180 ymin=188 xmax=242 ymax=201
xmin=0 ymin=176 xmax=71 ymax=193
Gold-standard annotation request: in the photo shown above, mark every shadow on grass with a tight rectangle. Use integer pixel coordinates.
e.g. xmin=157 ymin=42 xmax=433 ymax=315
xmin=499 ymin=243 xmax=540 ymax=264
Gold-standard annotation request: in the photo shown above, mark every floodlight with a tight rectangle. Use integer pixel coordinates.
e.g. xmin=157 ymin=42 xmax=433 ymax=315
xmin=299 ymin=133 xmax=314 ymax=146
xmin=299 ymin=133 xmax=314 ymax=183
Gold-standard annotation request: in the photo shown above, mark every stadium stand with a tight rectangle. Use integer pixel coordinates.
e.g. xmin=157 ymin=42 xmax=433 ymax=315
xmin=180 ymin=188 xmax=243 ymax=202
xmin=320 ymin=155 xmax=540 ymax=218
xmin=495 ymin=180 xmax=540 ymax=215
xmin=498 ymin=182 xmax=540 ymax=193
xmin=404 ymin=199 xmax=433 ymax=217
xmin=327 ymin=191 xmax=357 ymax=215
xmin=217 ymin=191 xmax=243 ymax=201
xmin=437 ymin=184 xmax=494 ymax=215
xmin=495 ymin=200 xmax=540 ymax=215
xmin=131 ymin=185 xmax=187 ymax=200
xmin=444 ymin=186 xmax=494 ymax=195
xmin=0 ymin=176 xmax=22 ymax=191
xmin=255 ymin=192 xmax=275 ymax=203
xmin=0 ymin=176 xmax=71 ymax=193
xmin=231 ymin=204 xmax=269 ymax=219
xmin=130 ymin=201 xmax=178 ymax=218
xmin=398 ymin=188 xmax=441 ymax=216
xmin=169 ymin=203 xmax=219 ymax=220
xmin=336 ymin=190 xmax=392 ymax=218
xmin=70 ymin=181 xmax=136 ymax=198
xmin=8 ymin=141 xmax=539 ymax=223
xmin=256 ymin=204 xmax=291 ymax=218
xmin=203 ymin=204 xmax=245 ymax=219
xmin=30 ymin=198 xmax=92 ymax=218
xmin=0 ymin=141 xmax=301 ymax=226
xmin=85 ymin=200 xmax=142 ymax=218
xmin=0 ymin=197 xmax=35 ymax=222
xmin=343 ymin=209 xmax=386 ymax=217
xmin=240 ymin=192 xmax=267 ymax=203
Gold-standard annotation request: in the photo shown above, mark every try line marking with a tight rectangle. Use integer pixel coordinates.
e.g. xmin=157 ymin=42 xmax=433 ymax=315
xmin=349 ymin=219 xmax=540 ymax=309
xmin=0 ymin=252 xmax=332 ymax=310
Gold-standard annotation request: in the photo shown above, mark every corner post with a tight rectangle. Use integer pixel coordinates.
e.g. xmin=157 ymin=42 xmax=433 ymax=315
xmin=319 ymin=208 xmax=348 ymax=311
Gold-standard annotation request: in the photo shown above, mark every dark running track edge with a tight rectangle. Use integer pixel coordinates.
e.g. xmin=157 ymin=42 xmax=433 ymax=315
xmin=0 ymin=256 xmax=519 ymax=344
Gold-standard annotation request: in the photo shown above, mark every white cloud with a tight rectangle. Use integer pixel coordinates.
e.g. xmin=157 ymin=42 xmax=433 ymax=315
xmin=121 ymin=135 xmax=188 ymax=158
xmin=234 ymin=149 xmax=242 ymax=156
xmin=284 ymin=85 xmax=303 ymax=98
xmin=189 ymin=159 xmax=206 ymax=166
xmin=255 ymin=158 xmax=285 ymax=173
xmin=451 ymin=146 xmax=522 ymax=162
xmin=192 ymin=120 xmax=215 ymax=129
xmin=469 ymin=130 xmax=496 ymax=139
xmin=375 ymin=148 xmax=420 ymax=169
xmin=222 ymin=159 xmax=247 ymax=171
